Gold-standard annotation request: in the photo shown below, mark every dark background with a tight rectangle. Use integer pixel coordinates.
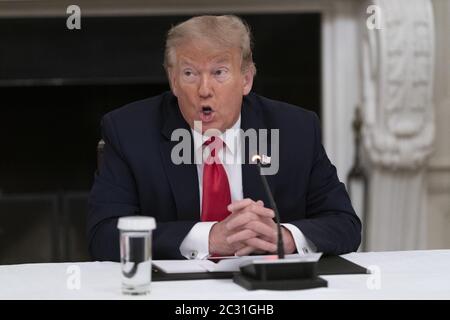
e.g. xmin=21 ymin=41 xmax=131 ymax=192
xmin=0 ymin=13 xmax=321 ymax=264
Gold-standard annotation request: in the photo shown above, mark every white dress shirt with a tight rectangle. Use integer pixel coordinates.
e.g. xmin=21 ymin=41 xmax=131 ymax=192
xmin=179 ymin=115 xmax=317 ymax=259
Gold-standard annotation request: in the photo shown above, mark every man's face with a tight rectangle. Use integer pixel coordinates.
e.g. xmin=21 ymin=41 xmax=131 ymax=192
xmin=168 ymin=40 xmax=253 ymax=133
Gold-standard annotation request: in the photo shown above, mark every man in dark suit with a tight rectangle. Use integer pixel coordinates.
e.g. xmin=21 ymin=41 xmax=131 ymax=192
xmin=88 ymin=15 xmax=361 ymax=261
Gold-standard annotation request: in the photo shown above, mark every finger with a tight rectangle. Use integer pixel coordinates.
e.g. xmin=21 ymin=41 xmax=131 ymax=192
xmin=262 ymin=216 xmax=276 ymax=223
xmin=249 ymin=204 xmax=274 ymax=218
xmin=235 ymin=246 xmax=256 ymax=256
xmin=231 ymin=241 xmax=246 ymax=251
xmin=245 ymin=220 xmax=277 ymax=242
xmin=226 ymin=211 xmax=258 ymax=231
xmin=226 ymin=206 xmax=275 ymax=231
xmin=245 ymin=237 xmax=278 ymax=253
xmin=227 ymin=198 xmax=255 ymax=212
xmin=226 ymin=229 xmax=258 ymax=244
xmin=231 ymin=202 xmax=274 ymax=218
xmin=235 ymin=246 xmax=267 ymax=256
xmin=229 ymin=200 xmax=272 ymax=218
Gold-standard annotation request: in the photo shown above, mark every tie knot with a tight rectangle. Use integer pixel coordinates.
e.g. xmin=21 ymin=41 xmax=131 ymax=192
xmin=203 ymin=136 xmax=224 ymax=158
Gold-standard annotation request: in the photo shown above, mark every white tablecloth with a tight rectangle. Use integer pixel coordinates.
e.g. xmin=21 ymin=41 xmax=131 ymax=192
xmin=0 ymin=250 xmax=449 ymax=299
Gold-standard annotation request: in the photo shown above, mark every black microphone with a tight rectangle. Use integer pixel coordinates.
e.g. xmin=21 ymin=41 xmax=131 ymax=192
xmin=232 ymin=154 xmax=328 ymax=290
xmin=252 ymin=154 xmax=285 ymax=259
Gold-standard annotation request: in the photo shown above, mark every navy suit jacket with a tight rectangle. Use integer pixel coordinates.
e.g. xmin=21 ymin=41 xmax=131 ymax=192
xmin=87 ymin=91 xmax=361 ymax=261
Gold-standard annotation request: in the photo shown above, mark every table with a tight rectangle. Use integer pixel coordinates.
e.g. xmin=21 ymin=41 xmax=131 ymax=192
xmin=0 ymin=250 xmax=449 ymax=299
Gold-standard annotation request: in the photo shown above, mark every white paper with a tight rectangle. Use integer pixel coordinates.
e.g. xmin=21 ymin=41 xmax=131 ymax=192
xmin=153 ymin=253 xmax=322 ymax=273
xmin=152 ymin=260 xmax=210 ymax=273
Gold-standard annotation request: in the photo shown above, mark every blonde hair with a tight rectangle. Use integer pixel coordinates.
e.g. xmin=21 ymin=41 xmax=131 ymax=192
xmin=164 ymin=15 xmax=256 ymax=75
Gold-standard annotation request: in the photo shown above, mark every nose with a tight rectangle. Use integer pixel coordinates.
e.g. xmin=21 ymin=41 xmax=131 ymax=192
xmin=198 ymin=74 xmax=213 ymax=99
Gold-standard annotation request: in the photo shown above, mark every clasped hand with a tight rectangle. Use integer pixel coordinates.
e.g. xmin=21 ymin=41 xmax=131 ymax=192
xmin=208 ymin=198 xmax=296 ymax=256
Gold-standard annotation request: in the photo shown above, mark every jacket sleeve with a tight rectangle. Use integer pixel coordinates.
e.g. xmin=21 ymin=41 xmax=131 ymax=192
xmin=289 ymin=113 xmax=362 ymax=255
xmin=87 ymin=113 xmax=196 ymax=261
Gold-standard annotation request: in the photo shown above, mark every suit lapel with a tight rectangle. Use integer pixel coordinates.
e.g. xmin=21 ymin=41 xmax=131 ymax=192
xmin=240 ymin=95 xmax=271 ymax=206
xmin=159 ymin=95 xmax=200 ymax=221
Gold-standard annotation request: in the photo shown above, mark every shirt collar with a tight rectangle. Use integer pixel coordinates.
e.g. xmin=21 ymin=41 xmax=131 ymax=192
xmin=192 ymin=115 xmax=241 ymax=155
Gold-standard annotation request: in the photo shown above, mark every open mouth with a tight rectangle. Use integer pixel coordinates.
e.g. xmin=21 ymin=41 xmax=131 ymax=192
xmin=199 ymin=106 xmax=214 ymax=123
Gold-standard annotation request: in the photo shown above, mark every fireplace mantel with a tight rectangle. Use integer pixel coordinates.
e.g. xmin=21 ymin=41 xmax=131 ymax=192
xmin=1 ymin=0 xmax=361 ymax=182
xmin=1 ymin=0 xmax=339 ymax=17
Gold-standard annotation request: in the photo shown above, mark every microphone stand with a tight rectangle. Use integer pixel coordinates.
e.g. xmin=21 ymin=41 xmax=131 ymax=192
xmin=255 ymin=158 xmax=285 ymax=259
xmin=232 ymin=155 xmax=328 ymax=290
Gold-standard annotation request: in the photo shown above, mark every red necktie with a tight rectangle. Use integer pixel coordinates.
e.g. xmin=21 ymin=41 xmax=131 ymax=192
xmin=201 ymin=136 xmax=231 ymax=222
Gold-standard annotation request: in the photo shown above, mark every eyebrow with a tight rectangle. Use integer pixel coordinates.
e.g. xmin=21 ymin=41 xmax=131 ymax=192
xmin=179 ymin=60 xmax=195 ymax=68
xmin=213 ymin=57 xmax=232 ymax=65
xmin=178 ymin=55 xmax=232 ymax=68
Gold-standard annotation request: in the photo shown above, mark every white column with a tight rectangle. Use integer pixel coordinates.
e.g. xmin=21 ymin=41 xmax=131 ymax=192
xmin=361 ymin=0 xmax=435 ymax=251
xmin=322 ymin=0 xmax=361 ymax=182
xmin=427 ymin=0 xmax=450 ymax=249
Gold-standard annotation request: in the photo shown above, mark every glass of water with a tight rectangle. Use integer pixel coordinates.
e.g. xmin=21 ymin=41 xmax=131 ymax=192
xmin=117 ymin=216 xmax=156 ymax=295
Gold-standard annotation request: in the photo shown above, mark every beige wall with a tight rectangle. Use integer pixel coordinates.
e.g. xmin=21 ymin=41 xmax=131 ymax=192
xmin=427 ymin=0 xmax=450 ymax=249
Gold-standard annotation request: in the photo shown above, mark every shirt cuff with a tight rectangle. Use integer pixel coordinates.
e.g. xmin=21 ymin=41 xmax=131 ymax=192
xmin=179 ymin=222 xmax=217 ymax=259
xmin=281 ymin=223 xmax=317 ymax=255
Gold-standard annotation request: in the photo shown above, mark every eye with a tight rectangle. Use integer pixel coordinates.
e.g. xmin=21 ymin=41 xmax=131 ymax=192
xmin=181 ymin=69 xmax=198 ymax=82
xmin=213 ymin=68 xmax=229 ymax=80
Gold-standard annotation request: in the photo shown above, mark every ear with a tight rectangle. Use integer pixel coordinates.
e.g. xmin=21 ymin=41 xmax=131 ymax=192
xmin=242 ymin=69 xmax=254 ymax=95
xmin=167 ymin=67 xmax=178 ymax=97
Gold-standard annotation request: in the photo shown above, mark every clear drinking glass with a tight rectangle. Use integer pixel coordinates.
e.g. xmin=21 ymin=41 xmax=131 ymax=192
xmin=117 ymin=216 xmax=156 ymax=295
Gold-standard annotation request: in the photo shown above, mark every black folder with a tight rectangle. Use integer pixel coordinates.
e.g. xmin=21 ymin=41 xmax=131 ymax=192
xmin=152 ymin=255 xmax=368 ymax=282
